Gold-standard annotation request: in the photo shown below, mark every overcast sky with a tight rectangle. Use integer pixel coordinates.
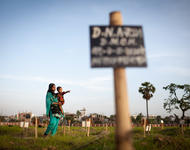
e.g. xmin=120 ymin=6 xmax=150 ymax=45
xmin=0 ymin=0 xmax=190 ymax=117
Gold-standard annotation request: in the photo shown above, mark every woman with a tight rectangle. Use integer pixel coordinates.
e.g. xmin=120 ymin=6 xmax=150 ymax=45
xmin=44 ymin=83 xmax=63 ymax=137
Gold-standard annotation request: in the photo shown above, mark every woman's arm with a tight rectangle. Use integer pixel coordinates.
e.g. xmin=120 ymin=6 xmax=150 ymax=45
xmin=52 ymin=102 xmax=59 ymax=105
xmin=46 ymin=93 xmax=52 ymax=117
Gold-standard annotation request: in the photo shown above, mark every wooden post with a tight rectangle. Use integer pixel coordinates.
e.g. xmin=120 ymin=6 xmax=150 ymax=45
xmin=22 ymin=121 xmax=25 ymax=137
xmin=85 ymin=120 xmax=87 ymax=132
xmin=106 ymin=123 xmax=108 ymax=132
xmin=64 ymin=123 xmax=66 ymax=136
xmin=87 ymin=126 xmax=90 ymax=137
xmin=35 ymin=117 xmax=38 ymax=139
xmin=87 ymin=119 xmax=91 ymax=137
xmin=110 ymin=11 xmax=133 ymax=150
xmin=44 ymin=120 xmax=47 ymax=132
xmin=68 ymin=120 xmax=71 ymax=133
xmin=181 ymin=124 xmax=184 ymax=135
xmin=143 ymin=118 xmax=146 ymax=137
xmin=161 ymin=122 xmax=164 ymax=130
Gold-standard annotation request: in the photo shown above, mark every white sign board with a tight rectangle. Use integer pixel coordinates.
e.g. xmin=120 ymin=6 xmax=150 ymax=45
xmin=24 ymin=122 xmax=29 ymax=128
xmin=146 ymin=124 xmax=151 ymax=132
xmin=86 ymin=121 xmax=91 ymax=127
xmin=82 ymin=121 xmax=86 ymax=127
xmin=20 ymin=122 xmax=24 ymax=128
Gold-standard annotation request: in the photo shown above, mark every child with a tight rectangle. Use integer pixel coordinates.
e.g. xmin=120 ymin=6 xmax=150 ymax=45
xmin=56 ymin=86 xmax=70 ymax=115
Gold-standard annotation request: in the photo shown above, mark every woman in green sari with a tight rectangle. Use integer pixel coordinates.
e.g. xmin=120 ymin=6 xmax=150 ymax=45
xmin=44 ymin=83 xmax=63 ymax=137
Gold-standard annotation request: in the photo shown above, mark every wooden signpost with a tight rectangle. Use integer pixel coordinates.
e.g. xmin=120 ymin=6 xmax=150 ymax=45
xmin=86 ymin=119 xmax=91 ymax=137
xmin=105 ymin=123 xmax=108 ymax=132
xmin=35 ymin=117 xmax=38 ymax=139
xmin=62 ymin=119 xmax=66 ymax=136
xmin=20 ymin=121 xmax=29 ymax=137
xmin=180 ymin=119 xmax=185 ymax=135
xmin=68 ymin=120 xmax=71 ymax=133
xmin=161 ymin=120 xmax=164 ymax=130
xmin=82 ymin=121 xmax=86 ymax=127
xmin=90 ymin=24 xmax=146 ymax=67
xmin=142 ymin=117 xmax=146 ymax=137
xmin=63 ymin=120 xmax=66 ymax=136
xmin=90 ymin=11 xmax=147 ymax=150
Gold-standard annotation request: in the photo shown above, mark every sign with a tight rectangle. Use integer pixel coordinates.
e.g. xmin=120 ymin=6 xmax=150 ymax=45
xmin=82 ymin=121 xmax=86 ymax=127
xmin=90 ymin=26 xmax=147 ymax=67
xmin=86 ymin=121 xmax=91 ymax=127
xmin=24 ymin=122 xmax=29 ymax=128
xmin=20 ymin=122 xmax=24 ymax=128
xmin=146 ymin=124 xmax=151 ymax=132
xmin=20 ymin=121 xmax=29 ymax=128
xmin=180 ymin=119 xmax=185 ymax=125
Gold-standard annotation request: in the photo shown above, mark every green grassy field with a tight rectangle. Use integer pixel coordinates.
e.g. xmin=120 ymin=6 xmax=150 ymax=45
xmin=0 ymin=126 xmax=190 ymax=150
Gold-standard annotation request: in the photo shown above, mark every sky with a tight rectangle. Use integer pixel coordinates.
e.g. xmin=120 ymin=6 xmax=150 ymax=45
xmin=0 ymin=0 xmax=190 ymax=117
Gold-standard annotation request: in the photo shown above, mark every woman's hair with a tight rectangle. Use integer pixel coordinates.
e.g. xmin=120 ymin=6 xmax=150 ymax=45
xmin=47 ymin=83 xmax=55 ymax=95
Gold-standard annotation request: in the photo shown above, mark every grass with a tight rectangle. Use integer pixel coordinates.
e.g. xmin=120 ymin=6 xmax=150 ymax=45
xmin=132 ymin=127 xmax=190 ymax=150
xmin=0 ymin=125 xmax=190 ymax=150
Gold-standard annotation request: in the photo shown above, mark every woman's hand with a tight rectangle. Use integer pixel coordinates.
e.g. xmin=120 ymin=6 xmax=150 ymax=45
xmin=58 ymin=102 xmax=62 ymax=106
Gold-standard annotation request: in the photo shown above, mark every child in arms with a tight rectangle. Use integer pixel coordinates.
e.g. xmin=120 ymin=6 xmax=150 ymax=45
xmin=56 ymin=86 xmax=70 ymax=115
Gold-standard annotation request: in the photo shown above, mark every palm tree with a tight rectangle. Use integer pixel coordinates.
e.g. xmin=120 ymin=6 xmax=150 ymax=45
xmin=138 ymin=82 xmax=156 ymax=121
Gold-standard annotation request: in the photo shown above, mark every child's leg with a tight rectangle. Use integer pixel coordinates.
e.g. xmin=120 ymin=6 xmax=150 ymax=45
xmin=59 ymin=105 xmax=63 ymax=114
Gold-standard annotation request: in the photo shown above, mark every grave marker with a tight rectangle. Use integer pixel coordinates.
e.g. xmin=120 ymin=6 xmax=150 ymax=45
xmin=90 ymin=11 xmax=147 ymax=150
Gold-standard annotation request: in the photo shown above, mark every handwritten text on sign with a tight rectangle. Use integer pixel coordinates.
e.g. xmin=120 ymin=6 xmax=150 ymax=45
xmin=90 ymin=26 xmax=147 ymax=67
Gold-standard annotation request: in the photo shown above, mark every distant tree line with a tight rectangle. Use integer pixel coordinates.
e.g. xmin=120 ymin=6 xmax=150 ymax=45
xmin=138 ymin=82 xmax=190 ymax=124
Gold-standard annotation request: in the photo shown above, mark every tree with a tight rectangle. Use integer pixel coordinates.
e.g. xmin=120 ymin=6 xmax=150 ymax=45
xmin=110 ymin=114 xmax=116 ymax=122
xmin=136 ymin=113 xmax=143 ymax=124
xmin=65 ymin=115 xmax=74 ymax=124
xmin=0 ymin=116 xmax=5 ymax=122
xmin=76 ymin=110 xmax=81 ymax=118
xmin=163 ymin=115 xmax=174 ymax=124
xmin=131 ymin=116 xmax=136 ymax=124
xmin=156 ymin=115 xmax=162 ymax=124
xmin=163 ymin=83 xmax=190 ymax=119
xmin=138 ymin=82 xmax=156 ymax=121
xmin=174 ymin=114 xmax=180 ymax=124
